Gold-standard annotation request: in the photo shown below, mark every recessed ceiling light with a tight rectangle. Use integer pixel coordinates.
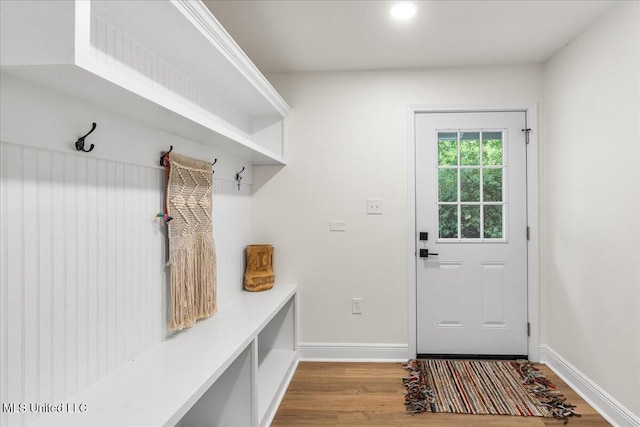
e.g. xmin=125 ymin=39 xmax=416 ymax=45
xmin=389 ymin=2 xmax=417 ymax=21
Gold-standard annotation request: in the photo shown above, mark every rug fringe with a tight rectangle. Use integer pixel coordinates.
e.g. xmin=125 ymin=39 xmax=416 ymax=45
xmin=515 ymin=360 xmax=581 ymax=424
xmin=403 ymin=359 xmax=581 ymax=424
xmin=402 ymin=360 xmax=435 ymax=414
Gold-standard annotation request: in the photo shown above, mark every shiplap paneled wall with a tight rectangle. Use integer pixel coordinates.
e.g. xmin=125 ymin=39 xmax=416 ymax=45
xmin=90 ymin=10 xmax=208 ymax=111
xmin=212 ymin=178 xmax=252 ymax=302
xmin=0 ymin=141 xmax=251 ymax=427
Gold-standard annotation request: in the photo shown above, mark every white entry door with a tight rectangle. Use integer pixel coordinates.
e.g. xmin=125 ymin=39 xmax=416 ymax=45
xmin=416 ymin=111 xmax=528 ymax=357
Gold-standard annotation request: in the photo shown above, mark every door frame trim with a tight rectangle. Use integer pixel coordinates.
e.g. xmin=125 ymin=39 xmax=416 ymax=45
xmin=407 ymin=104 xmax=540 ymax=362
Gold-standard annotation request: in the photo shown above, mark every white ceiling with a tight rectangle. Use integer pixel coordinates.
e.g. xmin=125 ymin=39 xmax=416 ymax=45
xmin=203 ymin=0 xmax=614 ymax=73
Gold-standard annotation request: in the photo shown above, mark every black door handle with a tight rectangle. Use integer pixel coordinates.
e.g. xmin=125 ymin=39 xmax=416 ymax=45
xmin=419 ymin=249 xmax=439 ymax=258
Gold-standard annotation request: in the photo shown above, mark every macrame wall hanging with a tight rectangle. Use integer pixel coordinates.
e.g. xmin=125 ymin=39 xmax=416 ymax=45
xmin=164 ymin=152 xmax=217 ymax=331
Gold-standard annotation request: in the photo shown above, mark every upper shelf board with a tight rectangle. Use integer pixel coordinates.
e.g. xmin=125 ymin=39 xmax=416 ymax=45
xmin=0 ymin=0 xmax=290 ymax=165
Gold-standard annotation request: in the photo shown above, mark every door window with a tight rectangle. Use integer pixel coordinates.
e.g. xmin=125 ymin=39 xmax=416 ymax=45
xmin=437 ymin=130 xmax=506 ymax=241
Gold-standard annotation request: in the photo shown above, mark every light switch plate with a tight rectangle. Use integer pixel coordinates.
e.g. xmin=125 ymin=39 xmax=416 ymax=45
xmin=367 ymin=198 xmax=382 ymax=215
xmin=330 ymin=220 xmax=347 ymax=231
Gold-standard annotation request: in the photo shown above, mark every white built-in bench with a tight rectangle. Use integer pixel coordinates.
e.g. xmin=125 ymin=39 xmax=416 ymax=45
xmin=4 ymin=3 xmax=297 ymax=423
xmin=30 ymin=284 xmax=298 ymax=427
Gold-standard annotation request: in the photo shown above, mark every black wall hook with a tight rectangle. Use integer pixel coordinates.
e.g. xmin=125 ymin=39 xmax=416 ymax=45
xmin=160 ymin=146 xmax=173 ymax=166
xmin=75 ymin=122 xmax=97 ymax=153
xmin=212 ymin=158 xmax=218 ymax=166
xmin=236 ymin=166 xmax=245 ymax=190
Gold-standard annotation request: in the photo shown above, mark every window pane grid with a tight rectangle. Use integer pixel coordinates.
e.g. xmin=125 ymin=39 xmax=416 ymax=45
xmin=437 ymin=129 xmax=506 ymax=241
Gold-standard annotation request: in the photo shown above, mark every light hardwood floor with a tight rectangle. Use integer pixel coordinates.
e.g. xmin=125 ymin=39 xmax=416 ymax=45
xmin=272 ymin=362 xmax=611 ymax=426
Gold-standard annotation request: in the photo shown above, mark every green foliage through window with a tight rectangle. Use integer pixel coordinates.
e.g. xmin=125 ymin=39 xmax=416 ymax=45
xmin=461 ymin=205 xmax=480 ymax=238
xmin=460 ymin=168 xmax=480 ymax=202
xmin=484 ymin=205 xmax=503 ymax=239
xmin=438 ymin=169 xmax=457 ymax=202
xmin=438 ymin=205 xmax=457 ymax=239
xmin=436 ymin=130 xmax=505 ymax=240
xmin=483 ymin=168 xmax=502 ymax=202
xmin=460 ymin=132 xmax=480 ymax=165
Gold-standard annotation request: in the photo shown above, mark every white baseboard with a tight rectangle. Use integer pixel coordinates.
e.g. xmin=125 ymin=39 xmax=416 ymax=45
xmin=540 ymin=345 xmax=639 ymax=427
xmin=298 ymin=342 xmax=409 ymax=362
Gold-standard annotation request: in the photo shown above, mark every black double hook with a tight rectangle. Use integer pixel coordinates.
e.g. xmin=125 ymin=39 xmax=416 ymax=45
xmin=160 ymin=146 xmax=173 ymax=166
xmin=160 ymin=146 xmax=217 ymax=169
xmin=75 ymin=123 xmax=97 ymax=153
xmin=236 ymin=166 xmax=245 ymax=190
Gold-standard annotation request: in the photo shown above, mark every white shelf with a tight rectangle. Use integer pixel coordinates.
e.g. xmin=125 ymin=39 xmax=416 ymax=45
xmin=29 ymin=284 xmax=298 ymax=427
xmin=256 ymin=294 xmax=297 ymax=425
xmin=258 ymin=349 xmax=297 ymax=424
xmin=178 ymin=345 xmax=254 ymax=427
xmin=0 ymin=0 xmax=289 ymax=165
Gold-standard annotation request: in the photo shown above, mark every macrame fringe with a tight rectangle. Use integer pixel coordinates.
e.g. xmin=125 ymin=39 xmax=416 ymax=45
xmin=168 ymin=235 xmax=217 ymax=331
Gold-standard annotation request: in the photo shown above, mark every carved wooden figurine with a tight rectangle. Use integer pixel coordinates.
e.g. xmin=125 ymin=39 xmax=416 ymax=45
xmin=244 ymin=245 xmax=274 ymax=292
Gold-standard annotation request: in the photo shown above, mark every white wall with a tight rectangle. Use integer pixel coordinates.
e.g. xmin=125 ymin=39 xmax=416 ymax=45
xmin=253 ymin=65 xmax=543 ymax=352
xmin=0 ymin=73 xmax=253 ymax=426
xmin=542 ymin=1 xmax=640 ymax=417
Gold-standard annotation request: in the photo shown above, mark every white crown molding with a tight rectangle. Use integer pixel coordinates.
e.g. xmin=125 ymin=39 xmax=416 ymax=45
xmin=298 ymin=342 xmax=409 ymax=362
xmin=540 ymin=345 xmax=640 ymax=427
xmin=173 ymin=0 xmax=291 ymax=118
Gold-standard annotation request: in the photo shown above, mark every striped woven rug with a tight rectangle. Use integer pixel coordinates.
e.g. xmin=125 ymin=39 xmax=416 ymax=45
xmin=403 ymin=359 xmax=580 ymax=422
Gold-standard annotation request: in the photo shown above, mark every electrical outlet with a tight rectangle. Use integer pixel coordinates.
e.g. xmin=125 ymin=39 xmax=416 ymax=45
xmin=352 ymin=298 xmax=363 ymax=314
xmin=367 ymin=198 xmax=382 ymax=215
